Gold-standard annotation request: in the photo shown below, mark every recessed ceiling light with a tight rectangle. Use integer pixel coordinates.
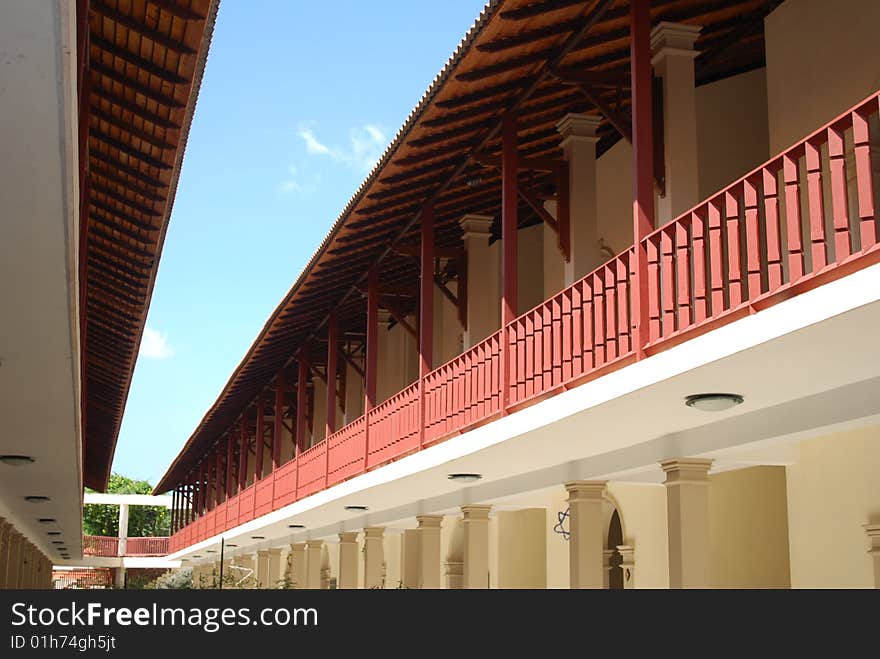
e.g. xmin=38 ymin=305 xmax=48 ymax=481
xmin=0 ymin=455 xmax=35 ymax=466
xmin=684 ymin=393 xmax=744 ymax=412
xmin=51 ymin=541 xmax=64 ymax=544
xmin=205 ymin=550 xmax=216 ymax=554
xmin=24 ymin=496 xmax=50 ymax=503
xmin=47 ymin=532 xmax=61 ymax=536
xmin=251 ymin=536 xmax=265 ymax=540
xmin=344 ymin=505 xmax=368 ymax=512
xmin=39 ymin=518 xmax=57 ymax=524
xmin=57 ymin=548 xmax=67 ymax=552
xmin=288 ymin=524 xmax=305 ymax=529
xmin=448 ymin=473 xmax=482 ymax=483
xmin=192 ymin=555 xmax=201 ymax=558
xmin=225 ymin=544 xmax=237 ymax=548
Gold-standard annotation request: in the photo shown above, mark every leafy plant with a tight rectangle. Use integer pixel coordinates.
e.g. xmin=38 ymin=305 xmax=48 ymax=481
xmin=83 ymin=473 xmax=170 ymax=537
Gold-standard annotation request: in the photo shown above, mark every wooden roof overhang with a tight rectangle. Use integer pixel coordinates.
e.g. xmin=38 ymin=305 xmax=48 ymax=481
xmin=78 ymin=0 xmax=219 ymax=490
xmin=155 ymin=0 xmax=779 ymax=494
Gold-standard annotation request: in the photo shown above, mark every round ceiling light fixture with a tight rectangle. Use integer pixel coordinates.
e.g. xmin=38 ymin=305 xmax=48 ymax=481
xmin=344 ymin=505 xmax=368 ymax=512
xmin=24 ymin=496 xmax=50 ymax=504
xmin=684 ymin=393 xmax=744 ymax=412
xmin=447 ymin=473 xmax=482 ymax=483
xmin=0 ymin=455 xmax=35 ymax=466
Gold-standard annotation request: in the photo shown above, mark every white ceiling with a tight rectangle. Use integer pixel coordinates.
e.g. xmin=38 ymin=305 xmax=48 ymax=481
xmin=0 ymin=1 xmax=83 ymax=561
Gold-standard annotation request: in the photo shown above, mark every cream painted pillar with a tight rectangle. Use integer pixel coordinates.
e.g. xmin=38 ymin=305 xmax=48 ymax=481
xmin=241 ymin=555 xmax=256 ymax=589
xmin=462 ymin=505 xmax=491 ymax=589
xmin=343 ymin=356 xmax=364 ymax=424
xmin=363 ymin=527 xmax=385 ymax=589
xmin=289 ymin=542 xmax=307 ymax=589
xmin=865 ymin=524 xmax=880 ymax=588
xmin=268 ymin=548 xmax=283 ymax=589
xmin=305 ymin=540 xmax=324 ymax=589
xmin=542 ymin=200 xmax=564 ymax=297
xmin=556 ymin=114 xmax=602 ymax=285
xmin=416 ymin=515 xmax=443 ymax=589
xmin=320 ymin=545 xmax=331 ymax=589
xmin=0 ymin=519 xmax=10 ymax=589
xmin=459 ymin=215 xmax=500 ymax=348
xmin=661 ymin=458 xmax=713 ymax=589
xmin=377 ymin=310 xmax=410 ymax=403
xmin=602 ymin=549 xmax=615 ymax=589
xmin=117 ymin=503 xmax=129 ymax=556
xmin=565 ymin=481 xmax=606 ymax=589
xmin=617 ymin=544 xmax=635 ymax=589
xmin=401 ymin=529 xmax=419 ymax=589
xmin=337 ymin=532 xmax=359 ymax=589
xmin=256 ymin=550 xmax=270 ymax=589
xmin=445 ymin=518 xmax=464 ymax=590
xmin=651 ymin=22 xmax=701 ymax=225
xmin=190 ymin=563 xmax=200 ymax=589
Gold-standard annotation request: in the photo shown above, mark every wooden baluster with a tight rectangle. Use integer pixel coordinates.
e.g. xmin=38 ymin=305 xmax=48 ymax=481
xmin=616 ymin=254 xmax=630 ymax=354
xmin=782 ymin=153 xmax=805 ymax=281
xmin=762 ymin=167 xmax=783 ymax=289
xmin=562 ymin=289 xmax=573 ymax=381
xmin=647 ymin=235 xmax=661 ymax=341
xmin=542 ymin=304 xmax=553 ymax=391
xmin=604 ymin=265 xmax=617 ymax=360
xmin=853 ymin=108 xmax=877 ymax=249
xmin=675 ymin=221 xmax=691 ymax=329
xmin=524 ymin=315 xmax=534 ymax=400
xmin=707 ymin=199 xmax=725 ymax=313
xmin=827 ymin=125 xmax=851 ymax=261
xmin=582 ymin=281 xmax=595 ymax=371
xmin=743 ymin=176 xmax=762 ymax=298
xmin=805 ymin=140 xmax=827 ymax=271
xmin=552 ymin=297 xmax=563 ymax=385
xmin=725 ymin=189 xmax=743 ymax=307
xmin=691 ymin=210 xmax=708 ymax=322
xmin=571 ymin=284 xmax=583 ymax=377
xmin=593 ymin=272 xmax=605 ymax=365
xmin=661 ymin=228 xmax=675 ymax=334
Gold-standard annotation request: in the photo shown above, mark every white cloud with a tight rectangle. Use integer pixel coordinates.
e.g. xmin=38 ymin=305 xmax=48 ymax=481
xmin=140 ymin=326 xmax=174 ymax=359
xmin=296 ymin=122 xmax=387 ymax=172
xmin=279 ymin=165 xmax=320 ymax=195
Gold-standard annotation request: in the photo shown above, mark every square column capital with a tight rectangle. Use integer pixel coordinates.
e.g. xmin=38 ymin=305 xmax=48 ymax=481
xmin=416 ymin=515 xmax=443 ymax=529
xmin=459 ymin=214 xmax=494 ymax=241
xmin=290 ymin=542 xmax=307 ymax=551
xmin=651 ymin=22 xmax=701 ymax=64
xmin=338 ymin=531 xmax=359 ymax=544
xmin=363 ymin=526 xmax=385 ymax=538
xmin=564 ymin=480 xmax=607 ymax=502
xmin=268 ymin=547 xmax=283 ymax=556
xmin=461 ymin=504 xmax=492 ymax=521
xmin=256 ymin=549 xmax=270 ymax=557
xmin=305 ymin=539 xmax=324 ymax=549
xmin=556 ymin=113 xmax=601 ymax=150
xmin=866 ymin=524 xmax=880 ymax=550
xmin=660 ymin=458 xmax=714 ymax=485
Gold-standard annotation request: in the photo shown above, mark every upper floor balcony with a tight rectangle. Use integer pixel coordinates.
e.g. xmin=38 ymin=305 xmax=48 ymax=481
xmin=83 ymin=535 xmax=170 ymax=558
xmin=167 ymin=84 xmax=880 ymax=553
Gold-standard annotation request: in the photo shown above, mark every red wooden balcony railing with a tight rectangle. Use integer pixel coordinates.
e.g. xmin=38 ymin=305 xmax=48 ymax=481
xmin=170 ymin=91 xmax=880 ymax=554
xmin=82 ymin=535 xmax=169 ymax=557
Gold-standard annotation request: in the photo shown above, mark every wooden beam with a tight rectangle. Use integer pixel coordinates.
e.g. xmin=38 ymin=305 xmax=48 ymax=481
xmin=90 ymin=1 xmax=197 ymax=55
xmin=550 ymin=66 xmax=630 ymax=89
xmin=90 ymin=180 xmax=162 ymax=217
xmin=393 ymin=244 xmax=464 ymax=259
xmin=91 ymin=61 xmax=184 ymax=109
xmin=419 ymin=204 xmax=434 ymax=377
xmin=475 ymin=152 xmax=564 ymax=172
xmin=91 ymin=35 xmax=190 ymax=85
xmin=91 ymin=129 xmax=171 ymax=171
xmin=91 ymin=107 xmax=174 ymax=149
xmin=90 ymin=85 xmax=179 ymax=130
xmin=500 ymin=0 xmax=583 ymax=21
xmin=380 ymin=296 xmax=417 ymax=339
xmin=517 ymin=185 xmax=558 ymax=234
xmin=568 ymin=81 xmax=632 ymax=143
xmin=325 ymin=313 xmax=339 ymax=437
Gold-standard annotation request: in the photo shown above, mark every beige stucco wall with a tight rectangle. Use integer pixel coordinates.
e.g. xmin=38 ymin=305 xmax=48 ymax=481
xmin=497 ymin=509 xmax=547 ymax=588
xmin=517 ymin=223 xmax=545 ymax=315
xmin=786 ymin=426 xmax=880 ymax=588
xmin=708 ymin=466 xmax=791 ymax=588
xmin=765 ymin=0 xmax=880 ymax=153
xmin=696 ymin=67 xmax=769 ymax=199
xmin=545 ymin=487 xmax=570 ymax=588
xmin=606 ymin=482 xmax=669 ymax=589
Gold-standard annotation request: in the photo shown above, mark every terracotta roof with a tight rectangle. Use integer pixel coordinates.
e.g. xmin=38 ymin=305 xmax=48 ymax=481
xmin=79 ymin=0 xmax=220 ymax=490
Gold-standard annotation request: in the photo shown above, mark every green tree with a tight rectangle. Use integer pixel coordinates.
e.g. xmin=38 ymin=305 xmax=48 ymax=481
xmin=82 ymin=473 xmax=170 ymax=537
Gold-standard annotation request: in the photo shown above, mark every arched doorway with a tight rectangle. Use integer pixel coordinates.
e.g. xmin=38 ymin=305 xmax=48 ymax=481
xmin=607 ymin=509 xmax=623 ymax=589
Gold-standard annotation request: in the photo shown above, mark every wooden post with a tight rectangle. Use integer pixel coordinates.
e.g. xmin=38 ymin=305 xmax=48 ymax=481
xmin=225 ymin=433 xmax=235 ymax=498
xmin=296 ymin=356 xmax=309 ymax=456
xmin=215 ymin=446 xmax=223 ymax=506
xmin=419 ymin=205 xmax=434 ymax=446
xmin=238 ymin=416 xmax=248 ymax=492
xmin=273 ymin=374 xmax=284 ymax=470
xmin=364 ymin=267 xmax=379 ymax=466
xmin=255 ymin=397 xmax=265 ymax=480
xmin=326 ymin=313 xmax=338 ymax=438
xmin=501 ymin=112 xmax=518 ymax=413
xmin=630 ymin=0 xmax=654 ymax=357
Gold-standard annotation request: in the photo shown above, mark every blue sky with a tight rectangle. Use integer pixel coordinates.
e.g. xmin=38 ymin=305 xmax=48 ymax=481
xmin=116 ymin=1 xmax=489 ymax=486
